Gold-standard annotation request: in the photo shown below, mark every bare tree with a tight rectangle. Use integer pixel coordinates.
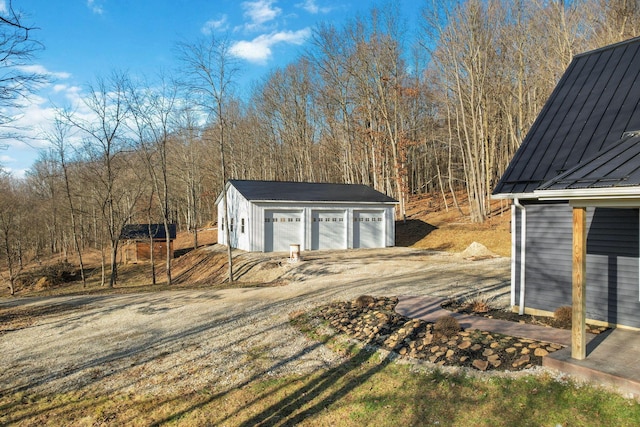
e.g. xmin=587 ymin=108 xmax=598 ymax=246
xmin=0 ymin=1 xmax=46 ymax=148
xmin=126 ymin=74 xmax=178 ymax=285
xmin=255 ymin=60 xmax=320 ymax=182
xmin=307 ymin=22 xmax=359 ymax=184
xmin=62 ymin=72 xmax=138 ymax=288
xmin=172 ymin=106 xmax=206 ymax=249
xmin=178 ymin=35 xmax=240 ymax=283
xmin=590 ymin=0 xmax=640 ymax=45
xmin=0 ymin=172 xmax=19 ymax=294
xmin=45 ymin=116 xmax=87 ymax=287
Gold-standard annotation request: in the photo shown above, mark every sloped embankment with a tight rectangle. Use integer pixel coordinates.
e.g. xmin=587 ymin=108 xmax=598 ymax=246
xmin=169 ymin=245 xmax=297 ymax=286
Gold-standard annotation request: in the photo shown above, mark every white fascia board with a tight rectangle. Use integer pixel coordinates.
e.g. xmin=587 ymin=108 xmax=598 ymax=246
xmin=250 ymin=200 xmax=399 ymax=205
xmin=214 ymin=181 xmax=233 ymax=206
xmin=491 ymin=192 xmax=539 ymax=201
xmin=535 ymin=187 xmax=640 ymax=206
xmin=569 ymin=198 xmax=640 ymax=208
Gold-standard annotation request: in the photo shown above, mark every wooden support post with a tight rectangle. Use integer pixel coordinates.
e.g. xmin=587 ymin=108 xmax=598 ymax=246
xmin=572 ymin=207 xmax=587 ymax=360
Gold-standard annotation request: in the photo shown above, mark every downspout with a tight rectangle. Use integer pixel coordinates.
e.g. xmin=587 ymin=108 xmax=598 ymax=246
xmin=513 ymin=198 xmax=526 ymax=315
xmin=510 ymin=204 xmax=516 ymax=307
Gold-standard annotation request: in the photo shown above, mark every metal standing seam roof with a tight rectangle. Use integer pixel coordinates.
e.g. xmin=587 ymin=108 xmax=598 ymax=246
xmin=538 ymin=133 xmax=640 ymax=191
xmin=120 ymin=224 xmax=177 ymax=240
xmin=227 ymin=180 xmax=398 ymax=203
xmin=493 ymin=36 xmax=640 ymax=196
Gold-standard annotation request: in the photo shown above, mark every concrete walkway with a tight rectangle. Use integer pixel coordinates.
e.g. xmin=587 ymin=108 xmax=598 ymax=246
xmin=396 ymin=295 xmax=640 ymax=399
xmin=395 ymin=295 xmax=581 ymax=346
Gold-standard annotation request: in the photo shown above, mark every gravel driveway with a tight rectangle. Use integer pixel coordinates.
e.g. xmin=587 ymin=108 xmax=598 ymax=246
xmin=0 ymin=248 xmax=510 ymax=397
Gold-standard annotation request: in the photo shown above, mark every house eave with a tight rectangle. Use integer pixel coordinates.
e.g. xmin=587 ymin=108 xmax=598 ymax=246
xmin=534 ymin=187 xmax=640 ymax=207
xmin=251 ymin=199 xmax=399 ymax=205
xmin=491 ymin=192 xmax=539 ymax=201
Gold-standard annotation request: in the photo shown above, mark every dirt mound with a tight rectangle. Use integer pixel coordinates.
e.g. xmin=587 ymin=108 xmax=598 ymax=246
xmin=168 ymin=245 xmax=229 ymax=285
xmin=13 ymin=261 xmax=81 ymax=292
xmin=168 ymin=245 xmax=296 ymax=286
xmin=459 ymin=242 xmax=498 ymax=260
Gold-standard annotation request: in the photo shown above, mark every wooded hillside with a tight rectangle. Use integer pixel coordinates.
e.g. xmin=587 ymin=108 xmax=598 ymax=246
xmin=2 ymin=0 xmax=639 ymax=291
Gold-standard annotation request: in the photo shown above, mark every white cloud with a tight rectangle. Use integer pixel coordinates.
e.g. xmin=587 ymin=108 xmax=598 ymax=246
xmin=295 ymin=0 xmax=331 ymax=14
xmin=0 ymin=1 xmax=7 ymax=14
xmin=230 ymin=28 xmax=311 ymax=63
xmin=45 ymin=83 xmax=85 ymax=110
xmin=202 ymin=15 xmax=229 ymax=35
xmin=87 ymin=0 xmax=104 ymax=15
xmin=0 ymin=79 xmax=91 ymax=177
xmin=242 ymin=0 xmax=281 ymax=29
xmin=17 ymin=64 xmax=71 ymax=80
xmin=1 ymin=100 xmax=55 ymax=178
xmin=2 ymin=166 xmax=28 ymax=179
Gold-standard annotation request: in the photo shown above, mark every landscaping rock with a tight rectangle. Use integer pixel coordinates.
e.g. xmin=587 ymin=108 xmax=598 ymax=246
xmin=458 ymin=340 xmax=471 ymax=350
xmin=473 ymin=359 xmax=489 ymax=371
xmin=311 ymin=296 xmax=563 ymax=372
xmin=512 ymin=355 xmax=530 ymax=368
xmin=534 ymin=348 xmax=549 ymax=357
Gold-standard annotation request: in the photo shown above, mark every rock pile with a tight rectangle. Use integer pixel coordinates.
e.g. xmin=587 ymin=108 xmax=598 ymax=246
xmin=313 ymin=296 xmax=563 ymax=371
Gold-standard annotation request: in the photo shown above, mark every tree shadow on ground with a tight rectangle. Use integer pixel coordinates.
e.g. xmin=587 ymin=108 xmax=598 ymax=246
xmin=150 ymin=344 xmax=394 ymax=427
xmin=237 ymin=347 xmax=392 ymax=426
xmin=395 ymin=219 xmax=437 ymax=247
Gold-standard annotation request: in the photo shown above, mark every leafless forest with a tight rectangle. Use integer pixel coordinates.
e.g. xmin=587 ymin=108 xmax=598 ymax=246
xmin=1 ymin=1 xmax=639 ymax=292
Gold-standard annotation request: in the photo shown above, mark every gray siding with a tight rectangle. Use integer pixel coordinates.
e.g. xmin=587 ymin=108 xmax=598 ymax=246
xmin=514 ymin=203 xmax=640 ymax=328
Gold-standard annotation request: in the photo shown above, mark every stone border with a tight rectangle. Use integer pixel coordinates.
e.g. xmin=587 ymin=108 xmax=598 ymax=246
xmin=308 ymin=296 xmax=563 ymax=372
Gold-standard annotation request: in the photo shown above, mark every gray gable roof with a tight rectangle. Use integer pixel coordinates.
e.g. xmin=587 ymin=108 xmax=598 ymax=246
xmin=120 ymin=224 xmax=177 ymax=240
xmin=494 ymin=37 xmax=640 ymax=196
xmin=538 ymin=133 xmax=640 ymax=191
xmin=228 ymin=180 xmax=397 ymax=203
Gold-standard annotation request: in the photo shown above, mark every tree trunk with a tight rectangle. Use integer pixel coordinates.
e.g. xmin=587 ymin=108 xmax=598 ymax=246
xmin=2 ymin=233 xmax=15 ymax=296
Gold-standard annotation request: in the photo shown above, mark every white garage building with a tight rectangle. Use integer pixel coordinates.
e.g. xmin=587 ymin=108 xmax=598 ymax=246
xmin=216 ymin=180 xmax=398 ymax=252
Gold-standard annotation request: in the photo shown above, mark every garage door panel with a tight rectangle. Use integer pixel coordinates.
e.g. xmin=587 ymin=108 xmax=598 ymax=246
xmin=312 ymin=210 xmax=346 ymax=250
xmin=264 ymin=211 xmax=303 ymax=252
xmin=353 ymin=211 xmax=384 ymax=248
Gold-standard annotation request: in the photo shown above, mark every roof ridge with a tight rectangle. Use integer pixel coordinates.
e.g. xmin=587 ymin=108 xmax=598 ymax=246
xmin=573 ymin=36 xmax=640 ymax=59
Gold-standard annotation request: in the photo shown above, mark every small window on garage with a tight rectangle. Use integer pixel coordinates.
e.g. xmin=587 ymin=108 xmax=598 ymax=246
xmin=241 ymin=218 xmax=245 ymax=233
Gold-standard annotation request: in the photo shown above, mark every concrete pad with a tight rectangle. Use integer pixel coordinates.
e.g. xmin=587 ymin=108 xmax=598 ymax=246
xmin=544 ymin=329 xmax=640 ymax=399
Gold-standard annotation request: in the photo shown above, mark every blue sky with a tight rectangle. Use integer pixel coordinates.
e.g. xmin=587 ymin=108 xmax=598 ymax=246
xmin=3 ymin=0 xmax=424 ymax=177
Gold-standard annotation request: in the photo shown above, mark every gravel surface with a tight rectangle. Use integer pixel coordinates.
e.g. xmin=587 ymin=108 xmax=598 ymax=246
xmin=0 ymin=247 xmax=511 ymax=397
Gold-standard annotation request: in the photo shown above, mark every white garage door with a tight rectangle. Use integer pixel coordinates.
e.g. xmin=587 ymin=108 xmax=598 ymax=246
xmin=353 ymin=210 xmax=385 ymax=249
xmin=264 ymin=210 xmax=303 ymax=252
xmin=311 ymin=210 xmax=346 ymax=250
